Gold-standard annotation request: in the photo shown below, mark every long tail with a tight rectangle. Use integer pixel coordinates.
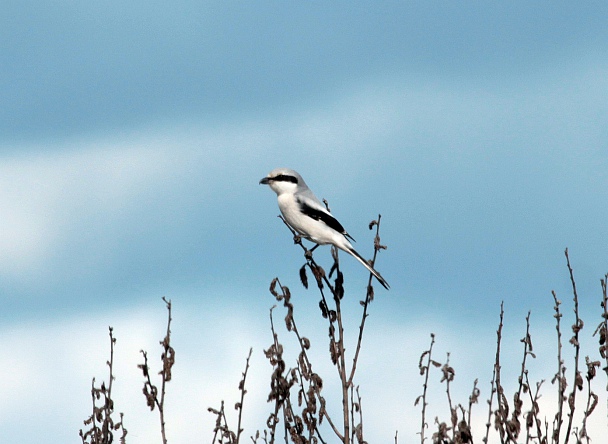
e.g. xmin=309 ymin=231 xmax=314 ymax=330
xmin=346 ymin=247 xmax=390 ymax=290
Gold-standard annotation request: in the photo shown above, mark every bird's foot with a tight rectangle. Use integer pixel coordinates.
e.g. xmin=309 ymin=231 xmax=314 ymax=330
xmin=304 ymin=244 xmax=319 ymax=260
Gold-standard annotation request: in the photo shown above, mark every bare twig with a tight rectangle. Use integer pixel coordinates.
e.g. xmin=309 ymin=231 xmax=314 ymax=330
xmin=208 ymin=348 xmax=253 ymax=444
xmin=264 ymin=306 xmax=284 ymax=444
xmin=348 ymin=215 xmax=385 ymax=386
xmin=236 ymin=348 xmax=253 ymax=443
xmin=79 ymin=327 xmax=127 ymax=444
xmin=564 ymin=249 xmax=583 ymax=444
xmin=352 ymin=386 xmax=365 ymax=444
xmin=579 ymin=356 xmax=600 ymax=443
xmin=209 ymin=400 xmax=244 ymax=444
xmin=523 ymin=372 xmax=545 ymax=443
xmin=415 ymin=333 xmax=439 ymax=443
xmin=440 ymin=353 xmax=457 ymax=441
xmin=592 ymin=274 xmax=608 ymax=413
xmin=464 ymin=379 xmax=479 ymax=444
xmin=138 ymin=297 xmax=174 ymax=444
xmin=484 ymin=302 xmax=505 ymax=444
xmin=551 ymin=290 xmax=566 ymax=444
xmin=507 ymin=311 xmax=535 ymax=442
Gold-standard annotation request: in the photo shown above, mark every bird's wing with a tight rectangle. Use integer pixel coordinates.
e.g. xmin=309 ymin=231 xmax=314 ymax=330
xmin=296 ymin=193 xmax=355 ymax=241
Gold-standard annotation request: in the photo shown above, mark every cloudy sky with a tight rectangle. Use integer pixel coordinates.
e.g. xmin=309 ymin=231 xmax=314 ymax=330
xmin=1 ymin=2 xmax=608 ymax=443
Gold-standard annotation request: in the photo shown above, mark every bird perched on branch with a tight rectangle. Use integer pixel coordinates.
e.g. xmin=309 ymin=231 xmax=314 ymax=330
xmin=259 ymin=168 xmax=389 ymax=289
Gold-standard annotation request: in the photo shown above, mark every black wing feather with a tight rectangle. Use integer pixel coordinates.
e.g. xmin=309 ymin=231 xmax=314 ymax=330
xmin=298 ymin=199 xmax=355 ymax=241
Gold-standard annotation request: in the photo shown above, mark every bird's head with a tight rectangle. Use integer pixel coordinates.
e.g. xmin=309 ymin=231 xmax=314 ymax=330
xmin=259 ymin=168 xmax=305 ymax=195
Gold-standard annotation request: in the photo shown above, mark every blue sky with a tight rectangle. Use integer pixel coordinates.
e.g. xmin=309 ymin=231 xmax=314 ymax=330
xmin=1 ymin=2 xmax=608 ymax=443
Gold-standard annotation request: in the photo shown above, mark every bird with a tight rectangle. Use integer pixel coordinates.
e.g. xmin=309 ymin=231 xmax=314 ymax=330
xmin=259 ymin=167 xmax=389 ymax=289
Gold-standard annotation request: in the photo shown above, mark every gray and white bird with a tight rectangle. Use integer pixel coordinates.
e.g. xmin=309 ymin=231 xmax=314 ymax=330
xmin=260 ymin=168 xmax=389 ymax=289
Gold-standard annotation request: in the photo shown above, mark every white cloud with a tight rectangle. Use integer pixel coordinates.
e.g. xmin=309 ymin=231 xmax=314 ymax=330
xmin=0 ymin=78 xmax=404 ymax=282
xmin=0 ymin=144 xmax=174 ymax=278
xmin=2 ymin=59 xmax=606 ymax=283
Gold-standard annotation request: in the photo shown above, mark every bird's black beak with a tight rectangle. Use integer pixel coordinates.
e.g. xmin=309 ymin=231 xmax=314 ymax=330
xmin=259 ymin=177 xmax=270 ymax=185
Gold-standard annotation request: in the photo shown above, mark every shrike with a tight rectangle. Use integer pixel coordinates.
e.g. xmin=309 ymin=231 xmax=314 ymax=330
xmin=260 ymin=168 xmax=389 ymax=289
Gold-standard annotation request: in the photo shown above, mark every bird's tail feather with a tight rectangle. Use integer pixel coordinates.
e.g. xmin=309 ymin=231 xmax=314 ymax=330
xmin=347 ymin=247 xmax=390 ymax=290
